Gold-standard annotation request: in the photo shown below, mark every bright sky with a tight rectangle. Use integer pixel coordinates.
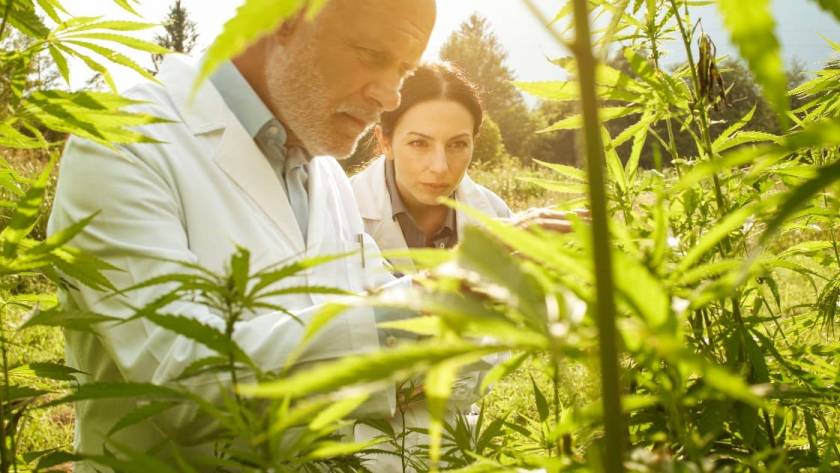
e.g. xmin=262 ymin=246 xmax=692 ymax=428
xmin=59 ymin=0 xmax=840 ymax=93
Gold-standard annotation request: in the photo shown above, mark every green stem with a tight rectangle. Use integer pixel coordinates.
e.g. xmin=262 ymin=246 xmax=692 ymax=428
xmin=669 ymin=0 xmax=747 ymax=365
xmin=569 ymin=1 xmax=625 ymax=470
xmin=1 ymin=304 xmax=16 ymax=473
xmin=0 ymin=0 xmax=13 ymax=43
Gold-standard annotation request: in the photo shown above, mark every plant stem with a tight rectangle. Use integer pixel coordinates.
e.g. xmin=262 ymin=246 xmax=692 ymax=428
xmin=669 ymin=0 xmax=748 ymax=365
xmin=569 ymin=0 xmax=625 ymax=470
xmin=0 ymin=0 xmax=13 ymax=43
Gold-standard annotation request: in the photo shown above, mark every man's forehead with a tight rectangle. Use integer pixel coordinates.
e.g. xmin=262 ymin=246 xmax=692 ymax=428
xmin=327 ymin=0 xmax=436 ymax=41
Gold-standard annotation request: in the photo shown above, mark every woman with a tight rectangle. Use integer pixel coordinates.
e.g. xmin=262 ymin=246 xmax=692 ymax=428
xmin=350 ymin=62 xmax=512 ymax=272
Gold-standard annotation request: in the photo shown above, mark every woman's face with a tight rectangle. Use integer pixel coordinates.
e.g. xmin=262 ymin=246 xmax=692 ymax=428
xmin=384 ymin=99 xmax=476 ymax=209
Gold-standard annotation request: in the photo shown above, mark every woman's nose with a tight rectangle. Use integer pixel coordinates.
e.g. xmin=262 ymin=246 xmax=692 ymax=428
xmin=427 ymin=145 xmax=449 ymax=174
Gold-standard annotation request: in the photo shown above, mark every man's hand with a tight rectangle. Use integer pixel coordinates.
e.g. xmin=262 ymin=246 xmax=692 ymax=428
xmin=506 ymin=208 xmax=590 ymax=233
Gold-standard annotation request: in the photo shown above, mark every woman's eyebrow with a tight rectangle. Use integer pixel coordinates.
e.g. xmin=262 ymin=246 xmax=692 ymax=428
xmin=406 ymin=131 xmax=433 ymax=139
xmin=447 ymin=133 xmax=472 ymax=141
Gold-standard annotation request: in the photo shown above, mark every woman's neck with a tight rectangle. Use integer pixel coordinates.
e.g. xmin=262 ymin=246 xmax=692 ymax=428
xmin=397 ymin=183 xmax=449 ymax=237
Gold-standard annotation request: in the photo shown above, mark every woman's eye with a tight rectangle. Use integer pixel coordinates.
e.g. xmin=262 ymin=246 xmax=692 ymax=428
xmin=449 ymin=141 xmax=470 ymax=150
xmin=408 ymin=140 xmax=428 ymax=148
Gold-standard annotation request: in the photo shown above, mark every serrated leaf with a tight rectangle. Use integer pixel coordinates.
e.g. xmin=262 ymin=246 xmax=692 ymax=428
xmin=107 ymin=401 xmax=180 ymax=436
xmin=480 ymin=352 xmax=528 ymax=394
xmin=138 ymin=312 xmax=257 ymax=372
xmin=541 ymin=106 xmax=639 ymax=132
xmin=42 ymin=382 xmax=186 ymax=407
xmin=809 ymin=0 xmax=840 ymax=22
xmin=530 ymin=375 xmax=550 ymax=422
xmin=533 ymin=159 xmax=587 ymax=182
xmin=10 ymin=362 xmax=86 ymax=382
xmin=19 ymin=308 xmax=120 ymax=332
xmin=240 ymin=340 xmax=502 ymax=398
xmin=716 ymin=0 xmax=789 ymax=120
xmin=308 ymin=393 xmax=368 ymax=430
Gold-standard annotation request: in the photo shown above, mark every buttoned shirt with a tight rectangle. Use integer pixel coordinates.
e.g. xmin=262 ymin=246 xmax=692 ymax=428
xmin=210 ymin=61 xmax=310 ymax=241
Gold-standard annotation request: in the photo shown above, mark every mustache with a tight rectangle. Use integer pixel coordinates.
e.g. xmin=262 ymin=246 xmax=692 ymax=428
xmin=336 ymin=105 xmax=380 ymax=125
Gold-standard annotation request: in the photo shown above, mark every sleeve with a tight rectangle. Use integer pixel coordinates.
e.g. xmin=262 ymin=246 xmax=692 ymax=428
xmin=48 ymin=137 xmax=395 ymax=434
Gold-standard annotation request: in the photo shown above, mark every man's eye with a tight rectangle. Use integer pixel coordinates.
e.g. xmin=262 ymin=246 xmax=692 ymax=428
xmin=355 ymin=46 xmax=384 ymax=65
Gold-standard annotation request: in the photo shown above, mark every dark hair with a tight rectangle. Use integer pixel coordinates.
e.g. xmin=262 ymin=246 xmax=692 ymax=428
xmin=379 ymin=62 xmax=484 ymax=140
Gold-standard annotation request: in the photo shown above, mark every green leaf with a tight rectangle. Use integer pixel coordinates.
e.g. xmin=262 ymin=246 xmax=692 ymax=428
xmin=107 ymin=401 xmax=180 ymax=436
xmin=530 ymin=375 xmax=550 ymax=422
xmin=759 ymin=158 xmax=840 ymax=247
xmin=677 ymin=199 xmax=770 ymax=273
xmin=42 ymin=382 xmax=186 ymax=407
xmin=138 ymin=312 xmax=257 ymax=372
xmin=48 ymin=45 xmax=71 ymax=85
xmin=0 ymin=155 xmax=55 ymax=256
xmin=65 ymin=40 xmax=158 ymax=83
xmin=533 ymin=159 xmax=587 ymax=182
xmin=111 ymin=0 xmax=141 ymax=16
xmin=19 ymin=308 xmax=120 ymax=332
xmin=65 ymin=32 xmax=170 ymax=54
xmin=602 ymin=127 xmax=628 ymax=194
xmin=808 ymin=0 xmax=840 ymax=22
xmin=305 ymin=437 xmax=386 ymax=461
xmin=308 ymin=393 xmax=369 ymax=430
xmin=195 ymin=0 xmax=328 ymax=92
xmin=515 ymin=177 xmax=587 ymax=194
xmin=480 ymin=352 xmax=528 ymax=394
xmin=716 ymin=0 xmax=789 ymax=120
xmin=712 ymin=105 xmax=756 ymax=152
xmin=240 ymin=340 xmax=503 ymax=398
xmin=540 ymin=107 xmax=639 ymax=132
xmin=10 ymin=362 xmax=86 ymax=382
xmin=426 ymin=357 xmax=460 ymax=467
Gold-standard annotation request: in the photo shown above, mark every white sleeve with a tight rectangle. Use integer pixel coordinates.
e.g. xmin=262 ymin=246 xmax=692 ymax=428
xmin=49 ymin=138 xmax=394 ymax=430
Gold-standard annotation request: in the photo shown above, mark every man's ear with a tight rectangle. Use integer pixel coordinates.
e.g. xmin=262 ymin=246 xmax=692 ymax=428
xmin=272 ymin=10 xmax=306 ymax=45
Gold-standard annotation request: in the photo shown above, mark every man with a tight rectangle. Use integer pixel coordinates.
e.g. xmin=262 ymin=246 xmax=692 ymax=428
xmin=47 ymin=0 xmax=436 ymax=469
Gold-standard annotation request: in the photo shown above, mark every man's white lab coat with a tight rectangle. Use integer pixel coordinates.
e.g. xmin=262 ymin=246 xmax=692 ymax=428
xmin=47 ymin=56 xmax=398 ymax=469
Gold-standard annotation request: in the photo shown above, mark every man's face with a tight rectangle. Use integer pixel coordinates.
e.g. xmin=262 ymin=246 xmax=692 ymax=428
xmin=264 ymin=0 xmax=436 ymax=158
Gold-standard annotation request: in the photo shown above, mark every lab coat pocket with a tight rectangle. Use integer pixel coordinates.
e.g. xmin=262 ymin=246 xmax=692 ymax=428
xmin=341 ymin=232 xmax=394 ymax=293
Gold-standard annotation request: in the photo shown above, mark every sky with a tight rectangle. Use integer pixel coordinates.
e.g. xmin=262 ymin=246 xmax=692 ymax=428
xmin=59 ymin=0 xmax=840 ymax=94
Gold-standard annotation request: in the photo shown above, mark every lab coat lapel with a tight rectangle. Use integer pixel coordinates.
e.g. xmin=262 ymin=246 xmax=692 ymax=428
xmin=454 ymin=174 xmax=496 ymax=238
xmin=159 ymin=55 xmax=306 ymax=251
xmin=214 ymin=123 xmax=306 ymax=251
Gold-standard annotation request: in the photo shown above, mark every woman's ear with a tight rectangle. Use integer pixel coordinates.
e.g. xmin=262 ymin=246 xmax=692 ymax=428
xmin=374 ymin=125 xmax=394 ymax=160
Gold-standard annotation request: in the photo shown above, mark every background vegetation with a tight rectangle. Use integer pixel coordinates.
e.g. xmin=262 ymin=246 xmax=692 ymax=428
xmin=2 ymin=0 xmax=840 ymax=472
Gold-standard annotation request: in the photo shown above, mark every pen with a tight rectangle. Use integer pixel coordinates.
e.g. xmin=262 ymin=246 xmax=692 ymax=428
xmin=358 ymin=233 xmax=366 ymax=268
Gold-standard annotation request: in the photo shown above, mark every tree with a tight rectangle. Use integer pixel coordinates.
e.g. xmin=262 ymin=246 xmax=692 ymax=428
xmin=152 ymin=0 xmax=199 ymax=72
xmin=529 ymin=100 xmax=578 ymax=166
xmin=473 ymin=117 xmax=505 ymax=163
xmin=440 ymin=14 xmax=538 ymax=159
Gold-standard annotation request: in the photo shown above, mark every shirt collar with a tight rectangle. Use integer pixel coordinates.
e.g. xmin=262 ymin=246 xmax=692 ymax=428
xmin=210 ymin=60 xmax=276 ymax=139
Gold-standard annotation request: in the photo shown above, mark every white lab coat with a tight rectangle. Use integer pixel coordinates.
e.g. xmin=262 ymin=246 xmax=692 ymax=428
xmin=47 ymin=56 xmax=399 ymax=469
xmin=350 ymin=156 xmax=513 ymax=268
xmin=349 ymin=156 xmax=513 ymax=472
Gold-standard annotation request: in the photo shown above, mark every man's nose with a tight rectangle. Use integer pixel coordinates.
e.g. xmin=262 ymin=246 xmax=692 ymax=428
xmin=364 ymin=72 xmax=402 ymax=112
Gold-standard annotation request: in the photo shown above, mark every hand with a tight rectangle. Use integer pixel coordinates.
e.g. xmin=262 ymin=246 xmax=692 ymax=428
xmin=507 ymin=208 xmax=590 ymax=233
